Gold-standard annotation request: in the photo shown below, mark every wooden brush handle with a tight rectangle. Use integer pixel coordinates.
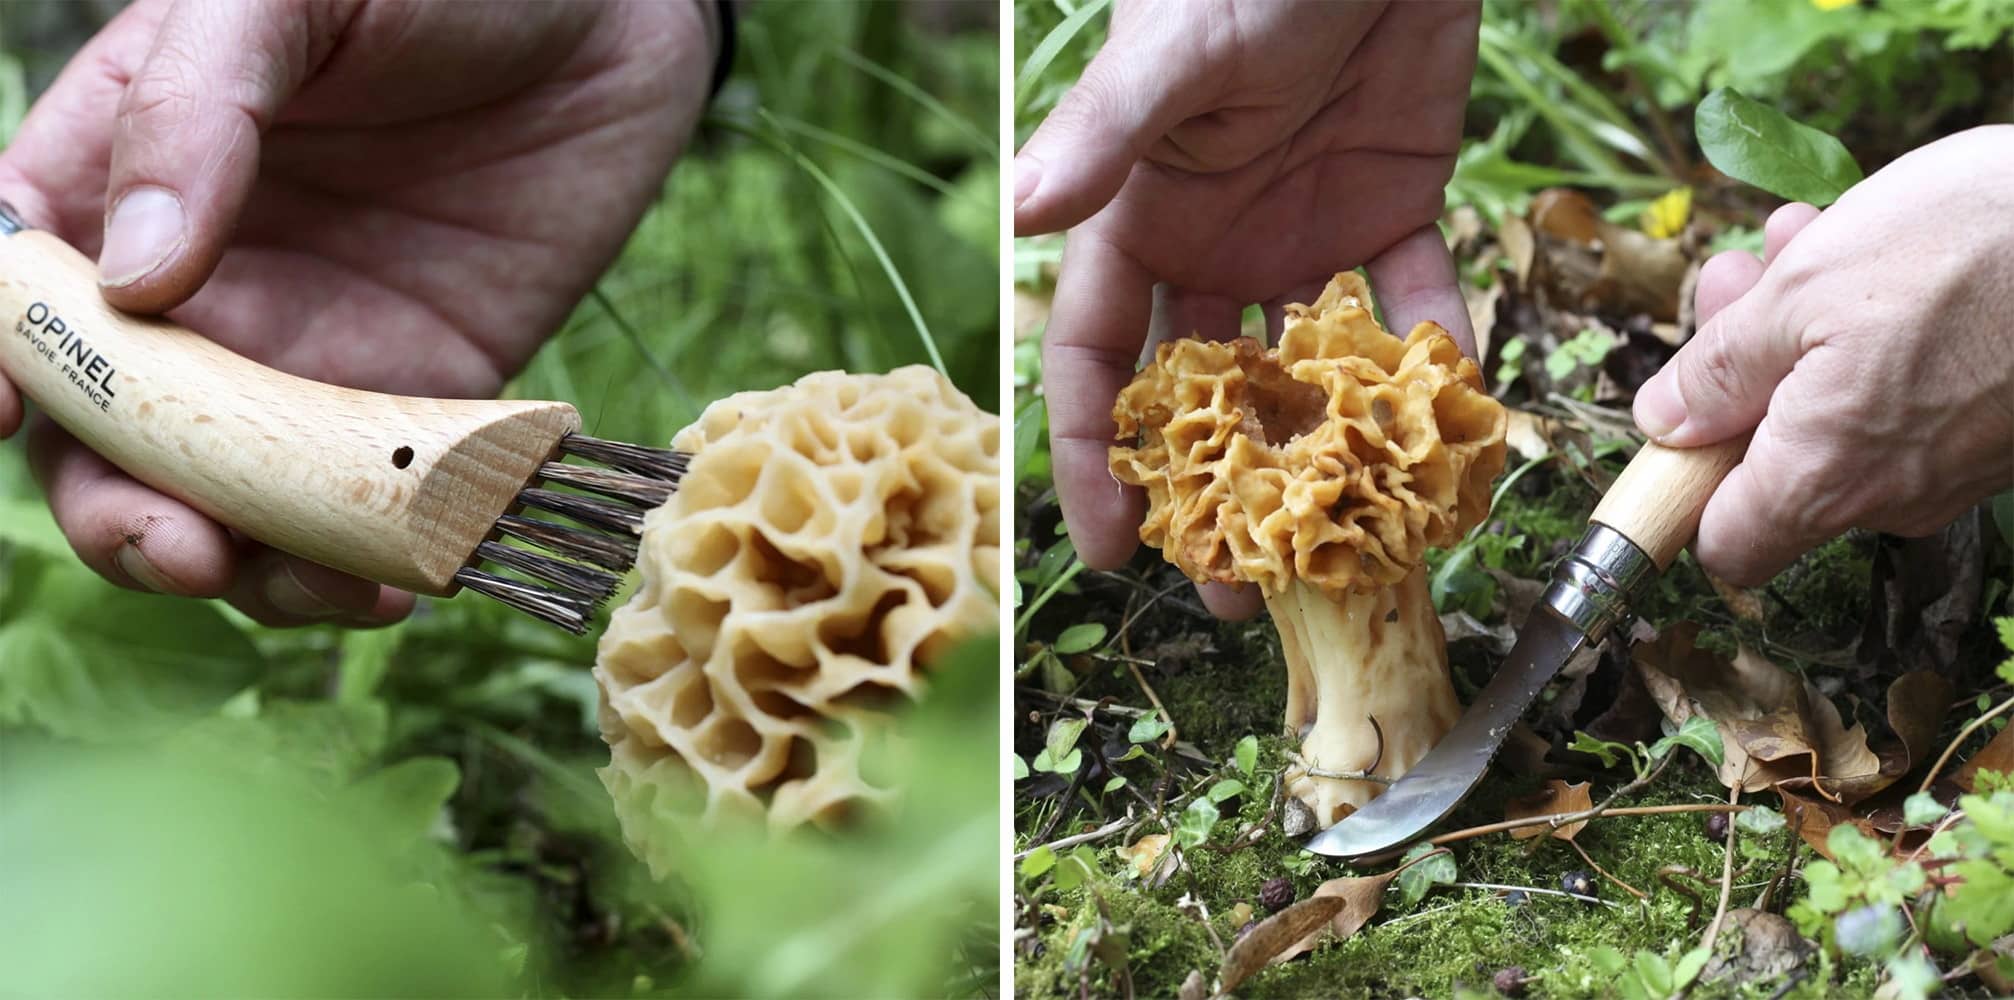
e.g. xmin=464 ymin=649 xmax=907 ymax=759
xmin=0 ymin=228 xmax=579 ymax=595
xmin=1591 ymin=437 xmax=1749 ymax=570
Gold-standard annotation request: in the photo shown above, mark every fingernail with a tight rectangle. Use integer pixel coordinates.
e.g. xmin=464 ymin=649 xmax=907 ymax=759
xmin=1013 ymin=155 xmax=1041 ymax=211
xmin=99 ymin=186 xmax=186 ymax=287
xmin=114 ymin=543 xmax=177 ymax=594
xmin=266 ymin=562 xmax=342 ymax=619
xmin=1634 ymin=373 xmax=1687 ymax=441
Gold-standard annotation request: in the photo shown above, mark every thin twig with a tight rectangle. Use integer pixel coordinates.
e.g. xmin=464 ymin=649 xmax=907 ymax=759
xmin=1125 ymin=659 xmax=1178 ymax=751
xmin=1452 ymin=881 xmax=1624 ymax=910
xmin=1302 ymin=767 xmax=1397 ymax=786
xmin=1016 ymin=814 xmax=1133 ymax=861
xmin=1658 ymin=866 xmax=1708 ymax=929
xmin=1428 ymin=803 xmax=1748 ymax=847
xmin=1918 ymin=693 xmax=2014 ymax=794
xmin=1570 ymin=838 xmax=1646 ymax=900
xmin=1697 ymin=785 xmax=1741 ymax=960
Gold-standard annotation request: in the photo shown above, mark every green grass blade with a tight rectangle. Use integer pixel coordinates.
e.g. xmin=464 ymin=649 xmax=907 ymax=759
xmin=1016 ymin=0 xmax=1110 ymax=109
xmin=766 ymin=112 xmax=963 ymax=199
xmin=832 ymin=47 xmax=998 ymax=158
xmin=589 ymin=286 xmax=699 ymax=424
xmin=736 ymin=111 xmax=948 ymax=377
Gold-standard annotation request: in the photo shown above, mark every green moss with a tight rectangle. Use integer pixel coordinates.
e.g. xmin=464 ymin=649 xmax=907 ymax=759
xmin=1017 ymin=749 xmax=1900 ymax=998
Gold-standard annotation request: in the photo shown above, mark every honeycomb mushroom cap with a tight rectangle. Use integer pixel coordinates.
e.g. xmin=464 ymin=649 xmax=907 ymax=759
xmin=595 ymin=366 xmax=999 ymax=867
xmin=1110 ymin=272 xmax=1507 ymax=597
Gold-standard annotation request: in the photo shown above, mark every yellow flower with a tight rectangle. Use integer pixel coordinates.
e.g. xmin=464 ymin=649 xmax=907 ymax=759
xmin=1812 ymin=0 xmax=1859 ymax=10
xmin=1642 ymin=187 xmax=1693 ymax=239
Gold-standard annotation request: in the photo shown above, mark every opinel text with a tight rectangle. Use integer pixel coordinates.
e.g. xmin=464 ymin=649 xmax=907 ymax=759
xmin=13 ymin=301 xmax=118 ymax=413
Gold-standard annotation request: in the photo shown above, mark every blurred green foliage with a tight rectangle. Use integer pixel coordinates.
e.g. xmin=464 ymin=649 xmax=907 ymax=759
xmin=1 ymin=3 xmax=999 ymax=997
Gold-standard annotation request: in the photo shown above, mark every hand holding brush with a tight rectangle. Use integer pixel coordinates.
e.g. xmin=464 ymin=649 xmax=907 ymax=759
xmin=0 ymin=0 xmax=718 ymax=627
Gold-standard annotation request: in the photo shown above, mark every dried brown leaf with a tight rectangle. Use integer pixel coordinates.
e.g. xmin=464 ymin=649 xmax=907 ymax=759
xmin=1117 ymin=834 xmax=1170 ymax=879
xmin=1213 ymin=893 xmax=1351 ymax=995
xmin=1638 ymin=627 xmax=1914 ymax=805
xmin=1954 ymin=724 xmax=2014 ymax=792
xmin=1506 ymin=779 xmax=1595 ymax=841
xmin=1178 ymin=969 xmax=1209 ymax=1000
xmin=1278 ymin=873 xmax=1401 ymax=962
xmin=1778 ymin=787 xmax=1869 ymax=858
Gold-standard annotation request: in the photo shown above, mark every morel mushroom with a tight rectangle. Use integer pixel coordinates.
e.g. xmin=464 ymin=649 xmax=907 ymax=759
xmin=595 ymin=366 xmax=999 ymax=873
xmin=1110 ymin=274 xmax=1506 ymax=825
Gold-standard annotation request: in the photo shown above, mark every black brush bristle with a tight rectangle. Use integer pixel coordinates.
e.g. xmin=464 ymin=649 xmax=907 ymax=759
xmin=453 ymin=566 xmax=596 ymax=634
xmin=536 ymin=462 xmax=676 ymax=508
xmin=475 ymin=540 xmax=622 ymax=601
xmin=517 ymin=487 xmax=647 ymax=535
xmin=494 ymin=513 xmax=637 ymax=573
xmin=558 ymin=433 xmax=690 ymax=481
xmin=457 ymin=433 xmax=691 ymax=633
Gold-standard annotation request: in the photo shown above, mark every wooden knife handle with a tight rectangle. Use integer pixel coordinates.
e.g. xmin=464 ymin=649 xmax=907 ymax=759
xmin=1589 ymin=437 xmax=1749 ymax=571
xmin=0 ymin=227 xmax=579 ymax=594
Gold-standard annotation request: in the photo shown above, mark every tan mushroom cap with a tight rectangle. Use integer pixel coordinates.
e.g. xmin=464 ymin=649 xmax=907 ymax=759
xmin=595 ymin=366 xmax=999 ymax=866
xmin=1111 ymin=273 xmax=1507 ymax=598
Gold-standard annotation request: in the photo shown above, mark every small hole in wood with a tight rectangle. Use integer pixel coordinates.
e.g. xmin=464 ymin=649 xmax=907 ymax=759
xmin=392 ymin=447 xmax=415 ymax=469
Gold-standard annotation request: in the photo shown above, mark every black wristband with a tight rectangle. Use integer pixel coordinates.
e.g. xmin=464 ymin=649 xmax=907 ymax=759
xmin=708 ymin=0 xmax=737 ymax=98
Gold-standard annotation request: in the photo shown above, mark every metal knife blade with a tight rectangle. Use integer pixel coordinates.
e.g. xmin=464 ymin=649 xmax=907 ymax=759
xmin=1302 ymin=607 xmax=1588 ymax=860
xmin=1301 ymin=438 xmax=1749 ymax=861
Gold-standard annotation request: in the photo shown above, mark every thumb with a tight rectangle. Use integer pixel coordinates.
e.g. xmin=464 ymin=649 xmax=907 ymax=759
xmin=1013 ymin=32 xmax=1205 ymax=236
xmin=99 ymin=0 xmax=333 ymax=313
xmin=1631 ymin=283 xmax=1802 ymax=449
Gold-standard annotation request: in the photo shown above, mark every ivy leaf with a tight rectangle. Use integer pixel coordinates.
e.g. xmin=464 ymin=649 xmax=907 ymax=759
xmin=1174 ymin=797 xmax=1219 ymax=848
xmin=1736 ymin=805 xmax=1787 ymax=836
xmin=1101 ymin=775 xmax=1126 ymax=793
xmin=1127 ymin=716 xmax=1170 ymax=744
xmin=1053 ymin=623 xmax=1107 ymax=655
xmin=1013 ymin=755 xmax=1030 ymax=780
xmin=1235 ymin=734 xmax=1259 ymax=777
xmin=1649 ymin=716 xmax=1725 ymax=768
xmin=1695 ymin=87 xmax=1863 ymax=206
xmin=1206 ymin=778 xmax=1246 ymax=804
xmin=1046 ymin=718 xmax=1088 ymax=761
xmin=1019 ymin=846 xmax=1057 ymax=881
xmin=1395 ymin=843 xmax=1456 ymax=908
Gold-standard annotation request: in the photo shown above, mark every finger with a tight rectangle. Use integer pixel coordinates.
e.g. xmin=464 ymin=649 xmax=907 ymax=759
xmin=1013 ymin=22 xmax=1208 ymax=235
xmin=99 ymin=0 xmax=338 ymax=311
xmin=225 ymin=549 xmax=414 ymax=628
xmin=1364 ymin=224 xmax=1477 ymax=359
xmin=0 ymin=374 xmax=17 ymax=440
xmin=1692 ymin=424 xmax=1828 ymax=586
xmin=1763 ymin=203 xmax=1821 ymax=265
xmin=1044 ymin=229 xmax=1153 ymax=570
xmin=1691 ymin=249 xmax=1763 ymax=327
xmin=1630 ymin=274 xmax=1799 ymax=448
xmin=1197 ymin=581 xmax=1263 ymax=621
xmin=26 ymin=419 xmax=236 ymax=597
xmin=1147 ymin=286 xmax=1245 ymax=357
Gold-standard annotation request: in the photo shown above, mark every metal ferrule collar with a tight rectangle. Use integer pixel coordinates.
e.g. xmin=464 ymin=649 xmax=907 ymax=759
xmin=1542 ymin=523 xmax=1656 ymax=640
xmin=0 ymin=200 xmax=29 ymax=236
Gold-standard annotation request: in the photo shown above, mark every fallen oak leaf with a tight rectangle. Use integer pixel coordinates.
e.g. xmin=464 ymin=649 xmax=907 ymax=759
xmin=1777 ymin=787 xmax=1872 ymax=859
xmin=1952 ymin=723 xmax=2014 ymax=793
xmin=1637 ymin=628 xmax=1929 ymax=806
xmin=1277 ymin=872 xmax=1403 ymax=964
xmin=1506 ymin=779 xmax=1595 ymax=841
xmin=1212 ymin=892 xmax=1353 ymax=996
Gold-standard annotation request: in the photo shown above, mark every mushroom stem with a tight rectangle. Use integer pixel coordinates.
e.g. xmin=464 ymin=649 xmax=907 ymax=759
xmin=1269 ymin=568 xmax=1461 ymax=826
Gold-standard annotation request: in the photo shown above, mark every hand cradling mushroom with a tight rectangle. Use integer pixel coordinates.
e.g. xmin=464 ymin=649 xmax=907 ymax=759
xmin=1110 ymin=273 xmax=1507 ymax=826
xmin=594 ymin=366 xmax=999 ymax=874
